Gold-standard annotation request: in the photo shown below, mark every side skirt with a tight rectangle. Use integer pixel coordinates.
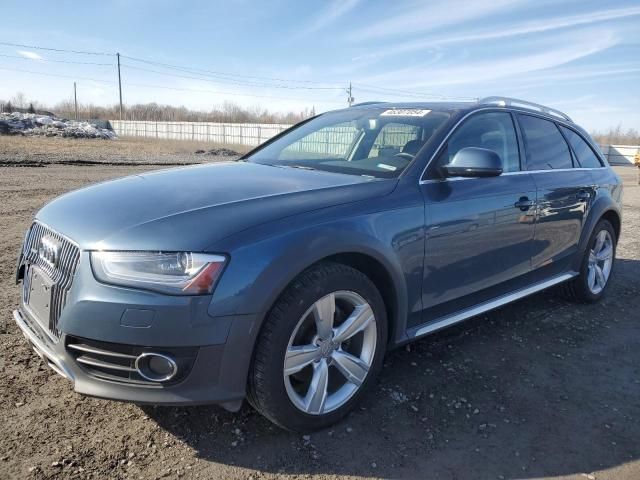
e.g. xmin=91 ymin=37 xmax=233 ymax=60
xmin=407 ymin=272 xmax=578 ymax=340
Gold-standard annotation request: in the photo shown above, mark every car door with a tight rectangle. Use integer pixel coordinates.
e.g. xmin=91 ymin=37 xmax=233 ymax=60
xmin=516 ymin=114 xmax=596 ymax=273
xmin=417 ymin=111 xmax=537 ymax=326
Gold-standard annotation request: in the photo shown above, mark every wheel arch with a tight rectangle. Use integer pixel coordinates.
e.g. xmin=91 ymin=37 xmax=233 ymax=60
xmin=247 ymin=245 xmax=409 ymax=349
xmin=575 ymin=200 xmax=622 ymax=270
xmin=319 ymin=252 xmax=400 ymax=346
xmin=600 ymin=209 xmax=621 ymax=243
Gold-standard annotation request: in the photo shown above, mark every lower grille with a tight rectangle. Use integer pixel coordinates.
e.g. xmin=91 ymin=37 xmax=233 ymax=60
xmin=65 ymin=336 xmax=197 ymax=386
xmin=22 ymin=222 xmax=80 ymax=338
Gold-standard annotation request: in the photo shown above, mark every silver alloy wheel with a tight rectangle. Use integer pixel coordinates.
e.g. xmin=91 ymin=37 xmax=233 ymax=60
xmin=587 ymin=230 xmax=614 ymax=294
xmin=283 ymin=291 xmax=377 ymax=415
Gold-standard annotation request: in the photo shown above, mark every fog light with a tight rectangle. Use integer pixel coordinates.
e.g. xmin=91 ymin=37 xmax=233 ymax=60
xmin=135 ymin=352 xmax=178 ymax=382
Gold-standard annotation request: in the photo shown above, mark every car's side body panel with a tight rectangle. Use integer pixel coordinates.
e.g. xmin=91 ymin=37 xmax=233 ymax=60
xmin=207 ymin=178 xmax=426 ymax=343
xmin=419 ymin=174 xmax=537 ymax=326
xmin=574 ymin=167 xmax=623 ymax=267
xmin=529 ymin=169 xmax=595 ymax=272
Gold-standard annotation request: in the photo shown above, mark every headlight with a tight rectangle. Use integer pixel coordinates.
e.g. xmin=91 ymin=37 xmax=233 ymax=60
xmin=90 ymin=251 xmax=227 ymax=295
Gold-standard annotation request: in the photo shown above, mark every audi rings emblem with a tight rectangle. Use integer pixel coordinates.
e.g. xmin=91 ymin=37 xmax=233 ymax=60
xmin=38 ymin=236 xmax=60 ymax=269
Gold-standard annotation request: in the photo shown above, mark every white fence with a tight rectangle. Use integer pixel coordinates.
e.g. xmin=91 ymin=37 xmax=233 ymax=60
xmin=110 ymin=120 xmax=638 ymax=165
xmin=110 ymin=120 xmax=291 ymax=147
xmin=598 ymin=145 xmax=639 ymax=165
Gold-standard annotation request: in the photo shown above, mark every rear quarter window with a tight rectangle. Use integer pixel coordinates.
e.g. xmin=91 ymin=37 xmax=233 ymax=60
xmin=559 ymin=126 xmax=603 ymax=168
xmin=518 ymin=114 xmax=573 ymax=170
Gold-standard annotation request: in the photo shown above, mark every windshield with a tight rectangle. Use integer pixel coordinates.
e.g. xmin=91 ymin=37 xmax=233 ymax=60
xmin=247 ymin=108 xmax=450 ymax=178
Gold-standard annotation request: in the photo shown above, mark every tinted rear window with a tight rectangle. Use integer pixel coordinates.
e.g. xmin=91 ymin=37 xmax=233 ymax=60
xmin=559 ymin=126 xmax=603 ymax=168
xmin=518 ymin=114 xmax=573 ymax=170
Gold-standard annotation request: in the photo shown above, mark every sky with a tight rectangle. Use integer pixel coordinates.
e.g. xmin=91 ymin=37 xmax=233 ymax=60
xmin=0 ymin=0 xmax=639 ymax=131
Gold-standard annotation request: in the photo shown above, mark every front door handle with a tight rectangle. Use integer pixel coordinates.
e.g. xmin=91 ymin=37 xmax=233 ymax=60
xmin=576 ymin=190 xmax=591 ymax=202
xmin=514 ymin=197 xmax=535 ymax=211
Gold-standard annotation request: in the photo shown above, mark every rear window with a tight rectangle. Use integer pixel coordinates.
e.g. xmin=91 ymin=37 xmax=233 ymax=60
xmin=518 ymin=114 xmax=573 ymax=170
xmin=559 ymin=126 xmax=603 ymax=168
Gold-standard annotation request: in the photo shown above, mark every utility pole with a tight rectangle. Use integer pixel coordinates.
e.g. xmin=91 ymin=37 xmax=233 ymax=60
xmin=73 ymin=82 xmax=78 ymax=120
xmin=347 ymin=82 xmax=354 ymax=107
xmin=117 ymin=52 xmax=123 ymax=120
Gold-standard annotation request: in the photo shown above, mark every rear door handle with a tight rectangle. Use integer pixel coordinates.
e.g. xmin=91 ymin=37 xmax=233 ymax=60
xmin=514 ymin=197 xmax=535 ymax=211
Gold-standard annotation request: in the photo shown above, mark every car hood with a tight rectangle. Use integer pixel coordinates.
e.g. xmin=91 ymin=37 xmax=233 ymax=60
xmin=36 ymin=161 xmax=396 ymax=251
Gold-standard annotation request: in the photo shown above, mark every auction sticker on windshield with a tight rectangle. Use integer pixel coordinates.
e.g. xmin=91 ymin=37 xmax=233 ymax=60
xmin=380 ymin=109 xmax=431 ymax=117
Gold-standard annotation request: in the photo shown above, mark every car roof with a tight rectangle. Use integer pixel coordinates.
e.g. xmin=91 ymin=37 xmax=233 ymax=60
xmin=335 ymin=100 xmax=578 ymax=127
xmin=344 ymin=101 xmax=476 ymax=113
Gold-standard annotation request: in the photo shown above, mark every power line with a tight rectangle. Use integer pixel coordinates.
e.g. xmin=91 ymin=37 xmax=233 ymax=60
xmin=354 ymin=82 xmax=476 ymax=101
xmin=123 ymin=82 xmax=346 ymax=104
xmin=0 ymin=66 xmax=117 ymax=84
xmin=0 ymin=40 xmax=476 ymax=106
xmin=0 ymin=66 xmax=344 ymax=104
xmin=0 ymin=40 xmax=342 ymax=88
xmin=0 ymin=41 xmax=111 ymax=56
xmin=0 ymin=53 xmax=113 ymax=66
xmin=121 ymin=63 xmax=344 ymax=90
xmin=120 ymin=54 xmax=343 ymax=87
xmin=0 ymin=40 xmax=348 ymax=98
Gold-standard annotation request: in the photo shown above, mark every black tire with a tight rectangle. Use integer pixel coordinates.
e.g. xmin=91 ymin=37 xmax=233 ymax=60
xmin=247 ymin=262 xmax=387 ymax=432
xmin=560 ymin=219 xmax=616 ymax=303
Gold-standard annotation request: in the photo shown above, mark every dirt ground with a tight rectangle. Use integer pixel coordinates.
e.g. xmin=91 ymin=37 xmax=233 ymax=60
xmin=0 ymin=138 xmax=639 ymax=480
xmin=0 ymin=135 xmax=245 ymax=166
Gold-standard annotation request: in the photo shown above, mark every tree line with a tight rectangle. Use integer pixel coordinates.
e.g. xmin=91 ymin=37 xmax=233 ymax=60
xmin=1 ymin=92 xmax=316 ymax=124
xmin=590 ymin=125 xmax=640 ymax=146
xmin=1 ymin=92 xmax=638 ymax=145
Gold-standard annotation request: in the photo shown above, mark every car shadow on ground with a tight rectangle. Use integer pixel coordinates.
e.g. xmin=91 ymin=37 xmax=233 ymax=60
xmin=143 ymin=259 xmax=640 ymax=479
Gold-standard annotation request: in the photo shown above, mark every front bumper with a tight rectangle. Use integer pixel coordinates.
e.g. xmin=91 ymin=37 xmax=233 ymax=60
xmin=13 ymin=307 xmax=259 ymax=410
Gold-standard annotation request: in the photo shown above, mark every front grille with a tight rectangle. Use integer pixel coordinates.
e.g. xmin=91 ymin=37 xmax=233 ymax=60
xmin=22 ymin=222 xmax=80 ymax=338
xmin=66 ymin=336 xmax=197 ymax=386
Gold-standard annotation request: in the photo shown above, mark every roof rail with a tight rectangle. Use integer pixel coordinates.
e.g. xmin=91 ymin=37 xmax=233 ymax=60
xmin=479 ymin=96 xmax=572 ymax=122
xmin=350 ymin=101 xmax=386 ymax=107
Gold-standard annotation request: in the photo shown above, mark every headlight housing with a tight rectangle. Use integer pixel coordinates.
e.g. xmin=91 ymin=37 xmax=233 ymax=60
xmin=90 ymin=251 xmax=227 ymax=295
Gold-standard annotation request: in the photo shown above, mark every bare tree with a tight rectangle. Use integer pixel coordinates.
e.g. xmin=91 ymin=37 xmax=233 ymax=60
xmin=591 ymin=125 xmax=640 ymax=145
xmin=49 ymin=99 xmax=313 ymax=124
xmin=11 ymin=92 xmax=27 ymax=109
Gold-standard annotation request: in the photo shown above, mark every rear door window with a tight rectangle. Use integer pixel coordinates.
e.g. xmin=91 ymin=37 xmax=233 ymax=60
xmin=518 ymin=114 xmax=573 ymax=170
xmin=559 ymin=126 xmax=603 ymax=168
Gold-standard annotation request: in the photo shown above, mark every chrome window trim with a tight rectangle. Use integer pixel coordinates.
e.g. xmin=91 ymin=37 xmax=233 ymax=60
xmin=418 ymin=106 xmax=608 ymax=185
xmin=419 ymin=166 xmax=608 ymax=185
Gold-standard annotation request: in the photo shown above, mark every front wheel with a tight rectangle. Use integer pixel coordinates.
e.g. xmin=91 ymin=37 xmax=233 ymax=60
xmin=561 ymin=219 xmax=616 ymax=303
xmin=247 ymin=262 xmax=387 ymax=432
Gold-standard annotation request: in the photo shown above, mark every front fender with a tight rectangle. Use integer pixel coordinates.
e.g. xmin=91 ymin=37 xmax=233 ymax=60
xmin=207 ymin=199 xmax=426 ymax=345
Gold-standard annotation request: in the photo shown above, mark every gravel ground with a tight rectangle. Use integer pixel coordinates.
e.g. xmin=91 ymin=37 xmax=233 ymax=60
xmin=0 ymin=141 xmax=639 ymax=479
xmin=0 ymin=135 xmax=244 ymax=166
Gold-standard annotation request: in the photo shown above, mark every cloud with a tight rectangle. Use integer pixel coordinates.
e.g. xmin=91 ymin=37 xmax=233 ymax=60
xmin=306 ymin=0 xmax=361 ymax=33
xmin=355 ymin=5 xmax=640 ymax=61
xmin=355 ymin=29 xmax=619 ymax=90
xmin=17 ymin=50 xmax=43 ymax=61
xmin=348 ymin=0 xmax=526 ymax=41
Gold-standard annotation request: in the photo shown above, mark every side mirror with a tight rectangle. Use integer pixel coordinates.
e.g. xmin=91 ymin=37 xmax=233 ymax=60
xmin=442 ymin=147 xmax=503 ymax=178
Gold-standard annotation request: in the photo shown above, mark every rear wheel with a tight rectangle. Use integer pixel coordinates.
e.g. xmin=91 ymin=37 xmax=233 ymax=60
xmin=561 ymin=219 xmax=616 ymax=303
xmin=248 ymin=262 xmax=387 ymax=432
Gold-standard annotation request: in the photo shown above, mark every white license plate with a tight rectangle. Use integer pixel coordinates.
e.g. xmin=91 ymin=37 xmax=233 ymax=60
xmin=24 ymin=266 xmax=53 ymax=331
